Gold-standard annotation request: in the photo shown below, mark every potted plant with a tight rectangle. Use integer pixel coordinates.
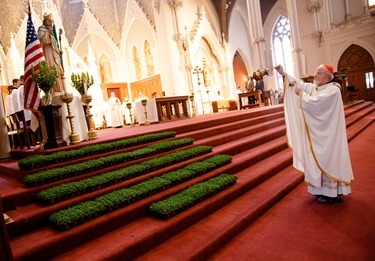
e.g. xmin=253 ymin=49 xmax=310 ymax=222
xmin=71 ymin=72 xmax=96 ymax=138
xmin=31 ymin=61 xmax=58 ymax=105
xmin=71 ymin=72 xmax=94 ymax=98
xmin=31 ymin=61 xmax=66 ymax=149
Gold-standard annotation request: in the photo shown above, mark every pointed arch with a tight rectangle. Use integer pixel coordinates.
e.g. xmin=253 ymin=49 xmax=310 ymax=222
xmin=338 ymin=44 xmax=374 ymax=71
xmin=338 ymin=44 xmax=375 ymax=102
xmin=232 ymin=50 xmax=249 ymax=90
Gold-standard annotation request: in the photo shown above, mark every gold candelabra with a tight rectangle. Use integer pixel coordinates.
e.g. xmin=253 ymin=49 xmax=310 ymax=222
xmin=189 ymin=94 xmax=195 ymax=117
xmin=81 ymin=94 xmax=97 ymax=140
xmin=141 ymin=99 xmax=150 ymax=125
xmin=126 ymin=102 xmax=135 ymax=127
xmin=60 ymin=93 xmax=80 ymax=144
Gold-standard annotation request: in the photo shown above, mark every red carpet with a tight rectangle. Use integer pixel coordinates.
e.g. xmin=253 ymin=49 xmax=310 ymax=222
xmin=209 ymin=122 xmax=375 ymax=261
xmin=0 ymin=102 xmax=374 ymax=260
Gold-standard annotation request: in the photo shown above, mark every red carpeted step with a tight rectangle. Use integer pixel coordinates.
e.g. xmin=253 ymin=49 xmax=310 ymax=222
xmin=209 ymin=120 xmax=375 ymax=261
xmin=176 ymin=111 xmax=285 ymax=141
xmin=343 ymin=100 xmax=370 ymax=114
xmin=5 ymin=119 xmax=287 ymax=237
xmin=136 ymin=166 xmax=302 ymax=261
xmin=347 ymin=109 xmax=375 ymax=142
xmin=345 ymin=102 xmax=375 ymax=128
xmin=40 ymin=150 xmax=297 ymax=261
xmin=9 ymin=139 xmax=290 ymax=261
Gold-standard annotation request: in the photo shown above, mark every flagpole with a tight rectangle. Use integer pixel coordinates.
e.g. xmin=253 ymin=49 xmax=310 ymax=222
xmin=59 ymin=28 xmax=64 ymax=71
xmin=24 ymin=1 xmax=49 ymax=148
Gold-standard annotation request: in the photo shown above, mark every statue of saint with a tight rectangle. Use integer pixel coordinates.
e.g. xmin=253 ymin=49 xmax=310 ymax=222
xmin=144 ymin=41 xmax=154 ymax=76
xmin=100 ymin=55 xmax=113 ymax=83
xmin=37 ymin=13 xmax=65 ymax=93
xmin=202 ymin=59 xmax=211 ymax=87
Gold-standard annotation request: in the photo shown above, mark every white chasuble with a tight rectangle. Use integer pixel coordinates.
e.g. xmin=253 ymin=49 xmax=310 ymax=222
xmin=283 ymin=75 xmax=354 ymax=188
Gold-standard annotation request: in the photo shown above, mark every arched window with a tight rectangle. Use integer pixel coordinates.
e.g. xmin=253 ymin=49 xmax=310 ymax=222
xmin=272 ymin=15 xmax=293 ymax=90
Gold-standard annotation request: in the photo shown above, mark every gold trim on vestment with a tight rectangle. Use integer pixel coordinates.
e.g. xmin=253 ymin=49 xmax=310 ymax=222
xmin=298 ymin=83 xmax=351 ymax=185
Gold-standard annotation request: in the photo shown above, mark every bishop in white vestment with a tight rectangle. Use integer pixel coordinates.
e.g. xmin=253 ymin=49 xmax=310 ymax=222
xmin=275 ymin=64 xmax=354 ymax=203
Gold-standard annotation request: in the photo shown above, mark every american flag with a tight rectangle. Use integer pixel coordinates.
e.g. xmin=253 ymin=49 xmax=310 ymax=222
xmin=24 ymin=7 xmax=45 ymax=111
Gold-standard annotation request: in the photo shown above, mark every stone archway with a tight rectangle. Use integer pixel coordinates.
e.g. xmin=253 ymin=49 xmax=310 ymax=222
xmin=338 ymin=44 xmax=375 ymax=102
xmin=232 ymin=51 xmax=247 ymax=92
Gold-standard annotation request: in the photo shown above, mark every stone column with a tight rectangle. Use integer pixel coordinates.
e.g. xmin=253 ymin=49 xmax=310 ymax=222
xmin=286 ymin=0 xmax=303 ymax=78
xmin=246 ymin=0 xmax=266 ymax=69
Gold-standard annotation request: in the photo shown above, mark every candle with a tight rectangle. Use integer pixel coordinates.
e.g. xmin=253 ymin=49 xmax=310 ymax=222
xmin=84 ymin=82 xmax=87 ymax=95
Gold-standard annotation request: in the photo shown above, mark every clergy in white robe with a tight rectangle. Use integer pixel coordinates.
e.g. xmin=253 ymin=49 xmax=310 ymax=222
xmin=5 ymin=86 xmax=18 ymax=116
xmin=275 ymin=64 xmax=354 ymax=203
xmin=108 ymin=92 xmax=123 ymax=128
xmin=17 ymin=84 xmax=32 ymax=124
xmin=0 ymin=92 xmax=10 ymax=158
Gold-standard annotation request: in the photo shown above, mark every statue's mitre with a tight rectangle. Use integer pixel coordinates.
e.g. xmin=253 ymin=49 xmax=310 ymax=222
xmin=43 ymin=13 xmax=53 ymax=21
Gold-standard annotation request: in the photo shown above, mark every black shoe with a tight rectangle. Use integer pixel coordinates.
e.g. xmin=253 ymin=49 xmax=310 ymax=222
xmin=316 ymin=195 xmax=343 ymax=203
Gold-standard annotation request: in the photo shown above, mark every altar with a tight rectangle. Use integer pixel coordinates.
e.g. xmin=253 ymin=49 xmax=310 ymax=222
xmin=134 ymin=98 xmax=158 ymax=124
xmin=52 ymin=95 xmax=88 ymax=145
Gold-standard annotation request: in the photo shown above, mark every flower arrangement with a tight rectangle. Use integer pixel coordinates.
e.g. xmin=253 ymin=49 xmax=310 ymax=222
xmin=31 ymin=61 xmax=58 ymax=104
xmin=71 ymin=72 xmax=94 ymax=95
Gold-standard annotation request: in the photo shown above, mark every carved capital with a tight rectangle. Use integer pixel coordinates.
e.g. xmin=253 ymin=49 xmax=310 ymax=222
xmin=153 ymin=0 xmax=160 ymax=14
xmin=312 ymin=30 xmax=324 ymax=47
xmin=307 ymin=0 xmax=322 ymax=13
xmin=168 ymin=0 xmax=183 ymax=10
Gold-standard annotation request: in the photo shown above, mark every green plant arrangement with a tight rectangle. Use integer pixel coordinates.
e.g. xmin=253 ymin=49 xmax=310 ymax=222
xmin=37 ymin=146 xmax=217 ymax=204
xmin=48 ymin=155 xmax=233 ymax=229
xmin=18 ymin=131 xmax=177 ymax=170
xmin=24 ymin=137 xmax=196 ymax=187
xmin=148 ymin=174 xmax=237 ymax=219
xmin=31 ymin=61 xmax=58 ymax=104
xmin=71 ymin=71 xmax=94 ymax=95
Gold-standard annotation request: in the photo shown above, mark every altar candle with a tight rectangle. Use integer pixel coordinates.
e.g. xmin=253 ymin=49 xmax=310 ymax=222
xmin=84 ymin=82 xmax=87 ymax=95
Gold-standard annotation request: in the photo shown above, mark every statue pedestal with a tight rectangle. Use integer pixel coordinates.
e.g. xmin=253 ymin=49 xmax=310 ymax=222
xmin=81 ymin=95 xmax=98 ymax=140
xmin=39 ymin=105 xmax=66 ymax=149
xmin=61 ymin=93 xmax=80 ymax=144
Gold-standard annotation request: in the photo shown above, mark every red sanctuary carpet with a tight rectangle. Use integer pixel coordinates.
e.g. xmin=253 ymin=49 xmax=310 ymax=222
xmin=209 ymin=122 xmax=375 ymax=261
xmin=0 ymin=103 xmax=375 ymax=260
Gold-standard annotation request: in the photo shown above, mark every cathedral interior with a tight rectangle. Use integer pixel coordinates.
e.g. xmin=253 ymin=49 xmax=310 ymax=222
xmin=1 ymin=1 xmax=375 ymax=260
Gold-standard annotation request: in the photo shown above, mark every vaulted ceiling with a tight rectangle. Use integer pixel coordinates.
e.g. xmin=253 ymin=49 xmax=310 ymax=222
xmin=211 ymin=0 xmax=237 ymax=42
xmin=0 ymin=0 xmax=278 ymax=56
xmin=211 ymin=0 xmax=277 ymax=41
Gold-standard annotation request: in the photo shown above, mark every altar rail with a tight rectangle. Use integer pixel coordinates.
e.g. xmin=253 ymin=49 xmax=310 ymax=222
xmin=155 ymin=96 xmax=189 ymax=122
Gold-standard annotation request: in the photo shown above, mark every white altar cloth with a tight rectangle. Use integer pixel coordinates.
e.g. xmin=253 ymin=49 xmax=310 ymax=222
xmin=52 ymin=95 xmax=88 ymax=145
xmin=134 ymin=98 xmax=158 ymax=124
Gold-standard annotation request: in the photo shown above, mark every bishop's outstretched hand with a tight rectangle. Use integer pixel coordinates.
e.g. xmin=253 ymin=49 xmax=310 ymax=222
xmin=274 ymin=65 xmax=285 ymax=76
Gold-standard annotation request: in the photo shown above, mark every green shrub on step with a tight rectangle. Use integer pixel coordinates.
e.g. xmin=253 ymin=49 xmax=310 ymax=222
xmin=24 ymin=137 xmax=194 ymax=187
xmin=148 ymin=174 xmax=238 ymax=219
xmin=18 ymin=131 xmax=177 ymax=170
xmin=38 ymin=146 xmax=214 ymax=203
xmin=48 ymin=154 xmax=232 ymax=229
